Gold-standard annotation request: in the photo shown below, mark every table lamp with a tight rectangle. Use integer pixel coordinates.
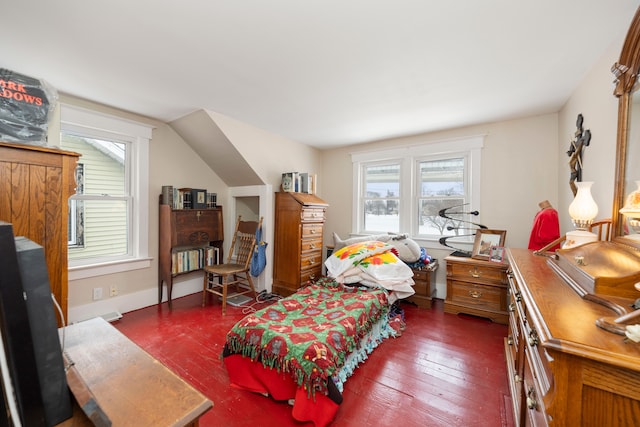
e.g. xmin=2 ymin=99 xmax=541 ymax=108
xmin=564 ymin=181 xmax=598 ymax=249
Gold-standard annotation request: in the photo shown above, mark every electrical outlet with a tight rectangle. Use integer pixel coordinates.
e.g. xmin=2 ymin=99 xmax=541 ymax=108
xmin=93 ymin=287 xmax=103 ymax=300
xmin=110 ymin=285 xmax=118 ymax=297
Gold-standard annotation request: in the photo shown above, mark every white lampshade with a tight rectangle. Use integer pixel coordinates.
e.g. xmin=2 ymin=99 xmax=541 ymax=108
xmin=568 ymin=181 xmax=598 ymax=230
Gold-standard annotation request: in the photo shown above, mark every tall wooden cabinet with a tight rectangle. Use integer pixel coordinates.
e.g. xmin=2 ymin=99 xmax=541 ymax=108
xmin=273 ymin=192 xmax=328 ymax=297
xmin=505 ymin=247 xmax=640 ymax=426
xmin=0 ymin=141 xmax=80 ymax=324
xmin=158 ymin=204 xmax=223 ymax=307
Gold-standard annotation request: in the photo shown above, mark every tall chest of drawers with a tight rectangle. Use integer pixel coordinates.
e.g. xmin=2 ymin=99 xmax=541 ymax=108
xmin=273 ymin=192 xmax=328 ymax=297
xmin=444 ymin=255 xmax=509 ymax=324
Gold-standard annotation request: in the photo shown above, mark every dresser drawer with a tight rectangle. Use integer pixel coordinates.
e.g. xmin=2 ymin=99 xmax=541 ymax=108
xmin=300 ymin=266 xmax=322 ymax=284
xmin=302 ymin=223 xmax=323 ymax=238
xmin=523 ymin=350 xmax=549 ymax=427
xmin=301 ymin=251 xmax=322 ymax=270
xmin=301 ymin=208 xmax=326 ymax=222
xmin=448 ymin=262 xmax=507 ymax=284
xmin=448 ymin=279 xmax=506 ymax=312
xmin=301 ymin=238 xmax=323 ymax=253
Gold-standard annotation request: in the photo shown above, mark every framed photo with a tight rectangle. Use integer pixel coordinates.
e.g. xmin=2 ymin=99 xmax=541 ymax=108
xmin=471 ymin=229 xmax=506 ymax=260
xmin=489 ymin=246 xmax=505 ymax=263
xmin=191 ymin=189 xmax=207 ymax=209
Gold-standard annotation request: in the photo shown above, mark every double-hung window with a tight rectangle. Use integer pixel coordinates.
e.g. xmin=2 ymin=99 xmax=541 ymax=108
xmin=60 ymin=105 xmax=152 ymax=278
xmin=352 ymin=136 xmax=483 ymax=243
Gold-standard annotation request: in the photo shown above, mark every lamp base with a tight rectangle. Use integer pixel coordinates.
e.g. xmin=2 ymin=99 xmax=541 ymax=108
xmin=563 ymin=230 xmax=598 ymax=249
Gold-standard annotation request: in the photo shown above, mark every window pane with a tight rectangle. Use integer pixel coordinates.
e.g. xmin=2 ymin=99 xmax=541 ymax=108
xmin=61 ymin=135 xmax=126 ymax=196
xmin=419 ymin=158 xmax=464 ymax=196
xmin=68 ymin=199 xmax=128 ymax=260
xmin=363 ymin=163 xmax=400 ymax=232
xmin=365 ymin=164 xmax=399 ymax=198
xmin=364 ymin=201 xmax=399 ymax=232
xmin=419 ymin=198 xmax=468 ymax=235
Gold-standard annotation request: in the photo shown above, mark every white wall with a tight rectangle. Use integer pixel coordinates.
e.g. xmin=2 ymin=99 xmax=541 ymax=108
xmin=557 ymin=32 xmax=626 ymax=232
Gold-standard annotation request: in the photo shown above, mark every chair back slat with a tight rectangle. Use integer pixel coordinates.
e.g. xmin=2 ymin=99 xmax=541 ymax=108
xmin=227 ymin=216 xmax=263 ymax=267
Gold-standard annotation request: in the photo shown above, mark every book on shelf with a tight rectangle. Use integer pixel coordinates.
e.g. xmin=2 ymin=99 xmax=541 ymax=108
xmin=171 ymin=246 xmax=219 ymax=275
xmin=162 ymin=186 xmax=220 ymax=209
xmin=281 ymin=172 xmax=317 ymax=194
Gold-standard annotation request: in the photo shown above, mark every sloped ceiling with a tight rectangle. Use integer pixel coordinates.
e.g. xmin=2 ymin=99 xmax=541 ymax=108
xmin=170 ymin=110 xmax=263 ymax=187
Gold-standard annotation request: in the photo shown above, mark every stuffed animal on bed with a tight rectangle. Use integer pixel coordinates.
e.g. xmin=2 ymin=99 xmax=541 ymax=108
xmin=332 ymin=232 xmax=422 ymax=263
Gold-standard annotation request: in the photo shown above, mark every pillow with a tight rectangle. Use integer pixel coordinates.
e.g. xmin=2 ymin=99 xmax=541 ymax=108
xmin=332 ymin=232 xmax=392 ymax=251
xmin=324 ymin=240 xmax=393 ymax=277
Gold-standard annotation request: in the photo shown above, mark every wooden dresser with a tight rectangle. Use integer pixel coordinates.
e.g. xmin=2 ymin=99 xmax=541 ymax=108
xmin=158 ymin=204 xmax=223 ymax=307
xmin=505 ymin=247 xmax=640 ymax=426
xmin=444 ymin=255 xmax=508 ymax=324
xmin=0 ymin=142 xmax=79 ymax=325
xmin=273 ymin=192 xmax=328 ymax=297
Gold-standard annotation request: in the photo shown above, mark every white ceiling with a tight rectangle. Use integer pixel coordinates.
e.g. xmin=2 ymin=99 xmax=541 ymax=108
xmin=2 ymin=1 xmax=639 ymax=149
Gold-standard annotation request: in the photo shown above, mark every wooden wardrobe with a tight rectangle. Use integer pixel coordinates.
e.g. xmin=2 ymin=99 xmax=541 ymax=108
xmin=0 ymin=141 xmax=80 ymax=324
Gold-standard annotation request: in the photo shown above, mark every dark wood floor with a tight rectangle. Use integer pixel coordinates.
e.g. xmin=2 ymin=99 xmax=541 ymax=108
xmin=114 ymin=293 xmax=513 ymax=427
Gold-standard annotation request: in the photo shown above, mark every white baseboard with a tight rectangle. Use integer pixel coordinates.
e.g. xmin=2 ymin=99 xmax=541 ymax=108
xmin=68 ymin=276 xmax=204 ymax=324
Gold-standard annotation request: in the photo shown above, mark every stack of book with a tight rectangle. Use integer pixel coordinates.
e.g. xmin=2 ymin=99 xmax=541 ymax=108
xmin=281 ymin=172 xmax=317 ymax=194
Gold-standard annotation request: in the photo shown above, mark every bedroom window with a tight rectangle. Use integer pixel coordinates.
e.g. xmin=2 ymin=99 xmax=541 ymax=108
xmin=60 ymin=104 xmax=152 ymax=279
xmin=352 ymin=136 xmax=483 ymax=242
xmin=362 ymin=162 xmax=401 ymax=233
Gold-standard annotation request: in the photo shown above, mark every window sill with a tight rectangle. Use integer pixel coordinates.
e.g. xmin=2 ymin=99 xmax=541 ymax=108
xmin=69 ymin=257 xmax=152 ymax=281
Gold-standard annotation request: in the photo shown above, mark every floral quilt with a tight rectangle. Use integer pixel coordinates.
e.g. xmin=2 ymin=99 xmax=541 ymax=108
xmin=225 ymin=278 xmax=390 ymax=397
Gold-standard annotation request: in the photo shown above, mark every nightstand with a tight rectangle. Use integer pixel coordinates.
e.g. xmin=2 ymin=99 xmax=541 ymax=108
xmin=444 ymin=255 xmax=508 ymax=324
xmin=406 ymin=259 xmax=438 ymax=308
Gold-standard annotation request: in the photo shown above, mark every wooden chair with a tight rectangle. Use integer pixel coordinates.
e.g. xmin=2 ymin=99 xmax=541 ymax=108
xmin=202 ymin=216 xmax=262 ymax=314
xmin=588 ymin=218 xmax=612 ymax=241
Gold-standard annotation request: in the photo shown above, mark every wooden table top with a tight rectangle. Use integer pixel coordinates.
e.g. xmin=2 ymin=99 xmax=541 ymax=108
xmin=59 ymin=317 xmax=212 ymax=426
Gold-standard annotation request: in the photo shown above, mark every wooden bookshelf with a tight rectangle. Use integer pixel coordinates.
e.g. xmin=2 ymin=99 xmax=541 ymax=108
xmin=158 ymin=203 xmax=223 ymax=308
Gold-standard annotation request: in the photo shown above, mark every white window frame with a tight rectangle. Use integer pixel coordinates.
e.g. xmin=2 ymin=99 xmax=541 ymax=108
xmin=61 ymin=104 xmax=152 ymax=280
xmin=351 ymin=136 xmax=484 ymax=244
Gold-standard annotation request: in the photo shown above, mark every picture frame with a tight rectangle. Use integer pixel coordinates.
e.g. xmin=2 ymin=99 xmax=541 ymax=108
xmin=471 ymin=229 xmax=507 ymax=260
xmin=191 ymin=189 xmax=207 ymax=209
xmin=489 ymin=246 xmax=505 ymax=263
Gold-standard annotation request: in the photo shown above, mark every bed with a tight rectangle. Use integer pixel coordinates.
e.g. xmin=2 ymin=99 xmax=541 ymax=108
xmin=222 ymin=241 xmax=415 ymax=426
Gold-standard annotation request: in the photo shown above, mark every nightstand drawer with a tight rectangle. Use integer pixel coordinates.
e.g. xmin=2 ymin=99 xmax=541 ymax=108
xmin=448 ymin=262 xmax=507 ymax=284
xmin=448 ymin=279 xmax=505 ymax=312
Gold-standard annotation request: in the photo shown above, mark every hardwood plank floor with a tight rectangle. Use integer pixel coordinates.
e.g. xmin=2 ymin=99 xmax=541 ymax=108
xmin=113 ymin=293 xmax=513 ymax=426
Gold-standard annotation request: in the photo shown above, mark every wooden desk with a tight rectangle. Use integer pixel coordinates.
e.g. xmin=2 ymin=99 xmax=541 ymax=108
xmin=59 ymin=317 xmax=212 ymax=426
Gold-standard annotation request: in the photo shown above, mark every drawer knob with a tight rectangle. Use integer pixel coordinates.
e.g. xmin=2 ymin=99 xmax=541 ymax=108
xmin=309 ymin=258 xmax=315 ymax=264
xmin=507 ymin=336 xmax=514 ymax=345
xmin=526 ymin=387 xmax=537 ymax=410
xmin=469 ymin=290 xmax=482 ymax=299
xmin=528 ymin=329 xmax=539 ymax=347
xmin=508 ymin=302 xmax=516 ymax=312
xmin=514 ymin=373 xmax=522 ymax=383
xmin=310 ymin=229 xmax=316 ymax=234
